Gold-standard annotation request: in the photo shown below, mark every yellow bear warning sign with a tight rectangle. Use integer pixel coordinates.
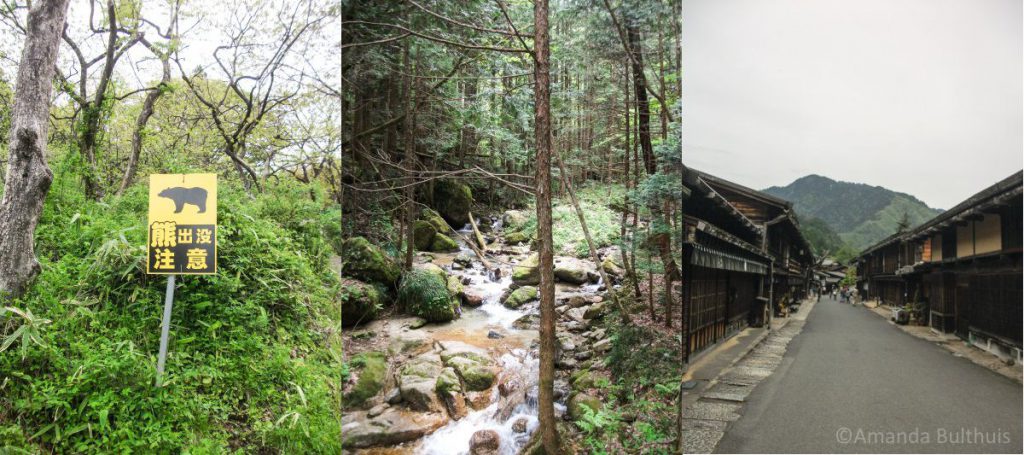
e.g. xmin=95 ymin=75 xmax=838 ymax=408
xmin=147 ymin=174 xmax=217 ymax=274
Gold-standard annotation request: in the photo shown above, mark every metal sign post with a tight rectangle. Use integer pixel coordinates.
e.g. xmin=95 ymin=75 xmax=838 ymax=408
xmin=156 ymin=274 xmax=176 ymax=386
xmin=147 ymin=173 xmax=217 ymax=387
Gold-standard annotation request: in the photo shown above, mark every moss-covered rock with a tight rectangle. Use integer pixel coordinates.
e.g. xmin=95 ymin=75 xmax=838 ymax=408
xmin=430 ymin=233 xmax=459 ymax=252
xmin=342 ymin=237 xmax=401 ymax=288
xmin=460 ymin=364 xmax=497 ymax=392
xmin=553 ymin=257 xmax=592 ymax=285
xmin=420 ymin=207 xmax=451 ymax=233
xmin=446 ymin=275 xmax=464 ymax=311
xmin=419 ymin=262 xmax=448 ymax=281
xmin=398 ymin=353 xmax=446 ymax=413
xmin=344 ymin=352 xmax=387 ymax=409
xmin=601 ymin=257 xmax=625 ymax=277
xmin=511 ymin=253 xmax=540 ymax=285
xmin=571 ymin=370 xmax=596 ymax=391
xmin=341 ymin=279 xmax=382 ymax=327
xmin=436 ymin=367 xmax=462 ymax=395
xmin=505 ymin=231 xmax=530 ymax=245
xmin=502 ymin=209 xmax=530 ymax=230
xmin=502 ymin=286 xmax=538 ymax=309
xmin=398 ymin=268 xmax=457 ymax=322
xmin=439 ymin=342 xmax=497 ymax=392
xmin=413 ymin=220 xmax=437 ymax=251
xmin=433 ymin=179 xmax=474 ymax=228
xmin=568 ymin=393 xmax=602 ymax=420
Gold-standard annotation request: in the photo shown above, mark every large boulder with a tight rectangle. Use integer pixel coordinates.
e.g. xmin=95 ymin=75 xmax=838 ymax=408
xmin=553 ymin=257 xmax=594 ymax=285
xmin=413 ymin=220 xmax=437 ymax=251
xmin=502 ymin=210 xmax=530 ymax=230
xmin=343 ymin=352 xmax=387 ymax=409
xmin=342 ymin=237 xmax=401 ymax=288
xmin=505 ymin=231 xmax=531 ymax=246
xmin=341 ymin=407 xmax=447 ymax=449
xmin=439 ymin=341 xmax=497 ymax=391
xmin=469 ymin=429 xmax=501 ymax=455
xmin=398 ymin=353 xmax=446 ymax=413
xmin=430 ymin=233 xmax=459 ymax=252
xmin=341 ymin=279 xmax=382 ymax=327
xmin=420 ymin=207 xmax=451 ymax=233
xmin=462 ymin=289 xmax=486 ymax=307
xmin=399 ymin=267 xmax=459 ymax=322
xmin=512 ymin=253 xmax=540 ymax=285
xmin=433 ymin=179 xmax=474 ymax=228
xmin=502 ymin=286 xmax=538 ymax=309
xmin=584 ymin=301 xmax=607 ymax=319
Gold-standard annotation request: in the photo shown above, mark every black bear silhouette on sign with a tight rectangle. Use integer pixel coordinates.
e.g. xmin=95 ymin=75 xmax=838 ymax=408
xmin=158 ymin=187 xmax=208 ymax=213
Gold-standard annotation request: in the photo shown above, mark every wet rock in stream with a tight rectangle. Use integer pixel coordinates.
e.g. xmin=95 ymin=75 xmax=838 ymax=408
xmin=469 ymin=429 xmax=501 ymax=455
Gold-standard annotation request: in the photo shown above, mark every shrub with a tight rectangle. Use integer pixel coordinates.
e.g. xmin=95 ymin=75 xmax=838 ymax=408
xmin=398 ymin=269 xmax=457 ymax=322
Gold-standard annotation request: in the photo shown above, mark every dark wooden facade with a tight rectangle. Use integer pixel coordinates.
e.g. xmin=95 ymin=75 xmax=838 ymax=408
xmin=855 ymin=171 xmax=1023 ymax=361
xmin=682 ymin=167 xmax=815 ymax=362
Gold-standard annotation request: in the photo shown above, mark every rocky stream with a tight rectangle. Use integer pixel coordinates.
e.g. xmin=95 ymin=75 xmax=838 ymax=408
xmin=342 ymin=212 xmax=623 ymax=455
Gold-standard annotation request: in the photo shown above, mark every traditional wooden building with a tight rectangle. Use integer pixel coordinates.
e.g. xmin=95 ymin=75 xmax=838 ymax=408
xmin=856 ymin=171 xmax=1023 ymax=361
xmin=682 ymin=167 xmax=815 ymax=362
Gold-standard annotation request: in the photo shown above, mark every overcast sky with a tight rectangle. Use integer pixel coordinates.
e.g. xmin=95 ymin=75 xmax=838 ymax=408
xmin=682 ymin=0 xmax=1023 ymax=210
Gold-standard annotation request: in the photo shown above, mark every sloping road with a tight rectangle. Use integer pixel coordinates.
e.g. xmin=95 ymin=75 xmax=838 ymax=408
xmin=717 ymin=296 xmax=1022 ymax=453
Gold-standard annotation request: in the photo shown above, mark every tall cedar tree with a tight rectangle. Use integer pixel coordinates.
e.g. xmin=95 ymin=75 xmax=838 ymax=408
xmin=534 ymin=0 xmax=560 ymax=452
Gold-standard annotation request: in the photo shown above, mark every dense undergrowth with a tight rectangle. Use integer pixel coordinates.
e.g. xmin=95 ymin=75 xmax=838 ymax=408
xmin=570 ymin=293 xmax=683 ymax=455
xmin=0 ymin=162 xmax=342 ymax=453
xmin=505 ymin=184 xmax=625 ymax=257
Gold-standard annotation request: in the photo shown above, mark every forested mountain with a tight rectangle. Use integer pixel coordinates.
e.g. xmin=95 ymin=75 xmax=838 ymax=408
xmin=766 ymin=175 xmax=943 ymax=252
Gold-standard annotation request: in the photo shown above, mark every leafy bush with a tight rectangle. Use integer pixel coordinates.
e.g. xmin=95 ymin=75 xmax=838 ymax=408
xmin=0 ymin=175 xmax=341 ymax=453
xmin=397 ymin=269 xmax=457 ymax=322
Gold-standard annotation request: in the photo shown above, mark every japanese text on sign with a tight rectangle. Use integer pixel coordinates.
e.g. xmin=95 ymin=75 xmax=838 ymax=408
xmin=147 ymin=174 xmax=217 ymax=274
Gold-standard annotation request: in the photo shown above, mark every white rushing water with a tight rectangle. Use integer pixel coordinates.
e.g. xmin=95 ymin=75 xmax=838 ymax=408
xmin=417 ymin=227 xmax=539 ymax=454
xmin=418 ymin=351 xmax=539 ymax=455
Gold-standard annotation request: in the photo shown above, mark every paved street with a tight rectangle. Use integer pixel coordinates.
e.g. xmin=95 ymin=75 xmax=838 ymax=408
xmin=716 ymin=296 xmax=1023 ymax=453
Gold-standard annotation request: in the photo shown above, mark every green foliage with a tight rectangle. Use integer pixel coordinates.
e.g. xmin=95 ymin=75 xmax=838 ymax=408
xmin=397 ymin=269 xmax=457 ymax=322
xmin=508 ymin=185 xmax=621 ymax=257
xmin=0 ymin=176 xmax=341 ymax=453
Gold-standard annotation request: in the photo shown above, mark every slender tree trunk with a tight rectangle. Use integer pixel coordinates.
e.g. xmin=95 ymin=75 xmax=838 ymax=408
xmin=554 ymin=147 xmax=630 ymax=324
xmin=0 ymin=0 xmax=71 ymax=299
xmin=657 ymin=23 xmax=669 ymax=140
xmin=620 ymin=62 xmax=642 ymax=299
xmin=117 ymin=53 xmax=170 ymax=196
xmin=534 ymin=0 xmax=560 ymax=452
xmin=402 ymin=40 xmax=417 ymax=270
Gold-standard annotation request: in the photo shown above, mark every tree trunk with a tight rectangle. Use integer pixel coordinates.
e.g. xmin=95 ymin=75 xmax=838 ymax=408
xmin=402 ymin=40 xmax=417 ymax=270
xmin=554 ymin=147 xmax=630 ymax=325
xmin=534 ymin=0 xmax=560 ymax=452
xmin=117 ymin=53 xmax=170 ymax=196
xmin=620 ymin=58 xmax=642 ymax=299
xmin=627 ymin=24 xmax=656 ymax=175
xmin=0 ymin=0 xmax=71 ymax=299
